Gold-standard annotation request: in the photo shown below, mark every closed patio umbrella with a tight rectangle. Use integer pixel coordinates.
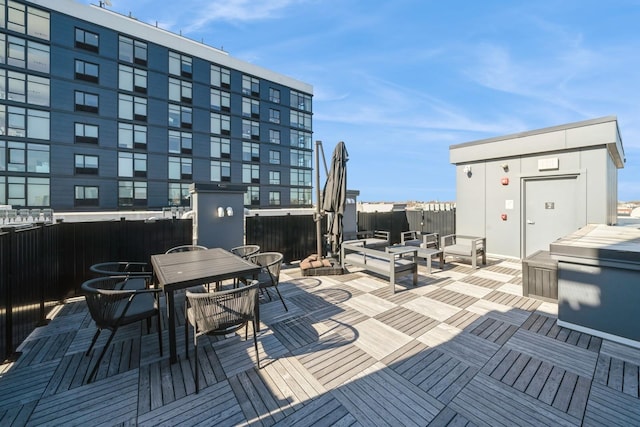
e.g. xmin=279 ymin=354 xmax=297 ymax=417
xmin=322 ymin=141 xmax=348 ymax=255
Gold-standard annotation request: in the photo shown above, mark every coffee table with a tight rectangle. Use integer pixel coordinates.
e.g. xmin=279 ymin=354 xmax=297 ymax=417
xmin=386 ymin=245 xmax=443 ymax=274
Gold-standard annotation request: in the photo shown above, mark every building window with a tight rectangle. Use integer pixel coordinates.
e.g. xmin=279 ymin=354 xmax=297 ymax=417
xmin=210 ymin=88 xmax=230 ymax=112
xmin=0 ymin=141 xmax=46 ymax=172
xmin=27 ymin=75 xmax=49 ymax=106
xmin=269 ymin=170 xmax=280 ymax=185
xmin=269 ymin=108 xmax=280 ymax=124
xmin=269 ymin=88 xmax=280 ymax=103
xmin=242 ymin=97 xmax=259 ymax=118
xmin=242 ymin=119 xmax=259 ymax=140
xmin=291 ymin=168 xmax=312 ymax=186
xmin=269 ymin=129 xmax=280 ymax=144
xmin=242 ymin=142 xmax=260 ymax=162
xmin=168 ymin=130 xmax=192 ymax=154
xmin=2 ymin=176 xmax=50 ymax=206
xmin=7 ymin=36 xmax=26 ymax=68
xmin=291 ymin=149 xmax=311 ymax=168
xmin=75 ymin=122 xmax=98 ymax=144
xmin=168 ymin=182 xmax=190 ymax=206
xmin=118 ymin=152 xmax=147 ymax=178
xmin=210 ymin=160 xmax=231 ymax=182
xmin=75 ymin=90 xmax=99 ymax=113
xmin=27 ymin=6 xmax=50 ymax=41
xmin=118 ymin=35 xmax=147 ymax=66
xmin=1 ymin=71 xmax=48 ymax=105
xmin=210 ymin=136 xmax=230 ymax=159
xmin=75 ymin=59 xmax=99 ymax=83
xmin=169 ymin=104 xmax=192 ymax=129
xmin=210 ymin=112 xmax=230 ymax=135
xmin=75 ymin=185 xmax=98 ymax=206
xmin=291 ymin=90 xmax=312 ymax=111
xmin=7 ymin=141 xmax=25 ymax=171
xmin=7 ymin=1 xmax=26 ymax=34
xmin=118 ymin=65 xmax=147 ymax=94
xmin=211 ymin=65 xmax=230 ymax=88
xmin=291 ymin=188 xmax=311 ymax=206
xmin=27 ymin=143 xmax=48 ymax=173
xmin=119 ymin=94 xmax=147 ymax=121
xmin=269 ymin=191 xmax=281 ymax=206
xmin=27 ymin=40 xmax=49 ymax=73
xmin=168 ymin=156 xmax=192 ymax=180
xmin=290 ymin=110 xmax=312 ymax=130
xmin=291 ymin=130 xmax=312 ymax=149
xmin=5 ymin=106 xmax=49 ymax=139
xmin=244 ymin=186 xmax=259 ymax=206
xmin=75 ymin=154 xmax=98 ymax=175
xmin=169 ymin=51 xmax=192 ymax=78
xmin=169 ymin=77 xmax=192 ymax=103
xmin=75 ymin=27 xmax=99 ymax=53
xmin=119 ymin=180 xmax=147 ymax=207
xmin=269 ymin=150 xmax=280 ymax=165
xmin=242 ymin=75 xmax=259 ymax=96
xmin=242 ymin=164 xmax=260 ymax=184
xmin=118 ymin=122 xmax=146 ymax=149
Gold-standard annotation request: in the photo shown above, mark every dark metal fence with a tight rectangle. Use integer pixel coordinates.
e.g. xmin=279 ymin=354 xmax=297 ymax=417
xmin=357 ymin=208 xmax=456 ymax=244
xmin=0 ymin=219 xmax=192 ymax=361
xmin=245 ymin=214 xmax=326 ymax=263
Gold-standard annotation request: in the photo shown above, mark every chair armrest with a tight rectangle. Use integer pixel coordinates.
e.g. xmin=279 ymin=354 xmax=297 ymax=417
xmin=422 ymin=233 xmax=439 ymax=249
xmin=440 ymin=234 xmax=456 ymax=248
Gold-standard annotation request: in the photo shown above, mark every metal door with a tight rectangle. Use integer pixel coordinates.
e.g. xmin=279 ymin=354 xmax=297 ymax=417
xmin=524 ymin=176 xmax=581 ymax=257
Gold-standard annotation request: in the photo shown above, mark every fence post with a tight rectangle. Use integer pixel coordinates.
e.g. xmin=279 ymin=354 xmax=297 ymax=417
xmin=2 ymin=228 xmax=14 ymax=361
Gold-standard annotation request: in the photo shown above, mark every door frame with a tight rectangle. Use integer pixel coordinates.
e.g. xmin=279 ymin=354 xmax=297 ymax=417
xmin=520 ymin=171 xmax=586 ymax=258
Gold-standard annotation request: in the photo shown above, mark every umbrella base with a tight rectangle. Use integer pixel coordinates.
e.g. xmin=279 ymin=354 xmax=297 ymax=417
xmin=300 ymin=254 xmax=344 ymax=276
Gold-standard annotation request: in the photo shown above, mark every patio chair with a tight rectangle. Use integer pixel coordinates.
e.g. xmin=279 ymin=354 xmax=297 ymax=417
xmin=186 ymin=281 xmax=260 ymax=393
xmin=401 ymin=231 xmax=439 ymax=249
xmin=82 ymin=275 xmax=162 ymax=383
xmin=230 ymin=244 xmax=260 ymax=259
xmin=441 ymin=234 xmax=486 ymax=268
xmin=165 ymin=244 xmax=208 ymax=254
xmin=248 ymin=252 xmax=286 ymax=311
xmin=89 ymin=261 xmax=152 ymax=290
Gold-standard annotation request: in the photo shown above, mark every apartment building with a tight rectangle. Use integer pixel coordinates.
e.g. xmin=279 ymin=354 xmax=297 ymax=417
xmin=0 ymin=0 xmax=314 ymax=210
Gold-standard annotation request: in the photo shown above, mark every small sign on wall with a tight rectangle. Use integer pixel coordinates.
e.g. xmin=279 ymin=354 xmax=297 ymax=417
xmin=538 ymin=157 xmax=559 ymax=171
xmin=545 ymin=202 xmax=555 ymax=209
xmin=505 ymin=199 xmax=514 ymax=210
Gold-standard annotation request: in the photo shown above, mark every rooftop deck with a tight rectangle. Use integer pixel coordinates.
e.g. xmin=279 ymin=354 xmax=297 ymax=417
xmin=1 ymin=258 xmax=639 ymax=426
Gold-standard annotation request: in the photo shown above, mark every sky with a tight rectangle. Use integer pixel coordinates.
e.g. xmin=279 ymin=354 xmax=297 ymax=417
xmin=81 ymin=0 xmax=640 ymax=203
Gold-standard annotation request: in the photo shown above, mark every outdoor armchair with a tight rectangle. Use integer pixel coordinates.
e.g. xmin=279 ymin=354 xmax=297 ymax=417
xmin=248 ymin=252 xmax=286 ymax=311
xmin=186 ymin=281 xmax=260 ymax=393
xmin=230 ymin=244 xmax=260 ymax=259
xmin=441 ymin=234 xmax=486 ymax=268
xmin=82 ymin=275 xmax=162 ymax=383
xmin=400 ymin=231 xmax=439 ymax=249
xmin=89 ymin=261 xmax=152 ymax=290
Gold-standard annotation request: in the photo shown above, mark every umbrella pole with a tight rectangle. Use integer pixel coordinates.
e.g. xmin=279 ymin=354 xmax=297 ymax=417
xmin=315 ymin=140 xmax=323 ymax=259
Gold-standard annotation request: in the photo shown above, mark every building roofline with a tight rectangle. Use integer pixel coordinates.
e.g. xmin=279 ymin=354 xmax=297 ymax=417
xmin=450 ymin=116 xmax=618 ymax=150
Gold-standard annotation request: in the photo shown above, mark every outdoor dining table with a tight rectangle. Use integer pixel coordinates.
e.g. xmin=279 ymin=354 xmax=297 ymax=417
xmin=151 ymin=247 xmax=262 ymax=364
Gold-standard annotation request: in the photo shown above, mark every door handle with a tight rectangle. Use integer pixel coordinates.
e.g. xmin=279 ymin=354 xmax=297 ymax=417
xmin=526 ymin=219 xmax=535 ymax=224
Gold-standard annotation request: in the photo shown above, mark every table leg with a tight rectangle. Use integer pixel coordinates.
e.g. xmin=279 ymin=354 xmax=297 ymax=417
xmin=166 ymin=291 xmax=177 ymax=363
xmin=426 ymin=256 xmax=432 ymax=274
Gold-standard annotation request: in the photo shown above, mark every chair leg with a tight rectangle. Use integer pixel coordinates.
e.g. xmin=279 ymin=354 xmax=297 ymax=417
xmin=274 ymin=286 xmax=288 ymax=311
xmin=252 ymin=320 xmax=260 ymax=369
xmin=185 ymin=308 xmax=189 ymax=360
xmin=194 ymin=338 xmax=199 ymax=393
xmin=157 ymin=311 xmax=163 ymax=357
xmin=87 ymin=328 xmax=117 ymax=383
xmin=86 ymin=328 xmax=101 ymax=356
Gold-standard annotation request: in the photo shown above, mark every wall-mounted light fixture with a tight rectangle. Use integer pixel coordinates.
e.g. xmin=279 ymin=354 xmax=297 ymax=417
xmin=501 ymin=163 xmax=509 ymax=172
xmin=217 ymin=206 xmax=234 ymax=217
xmin=463 ymin=165 xmax=472 ymax=177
